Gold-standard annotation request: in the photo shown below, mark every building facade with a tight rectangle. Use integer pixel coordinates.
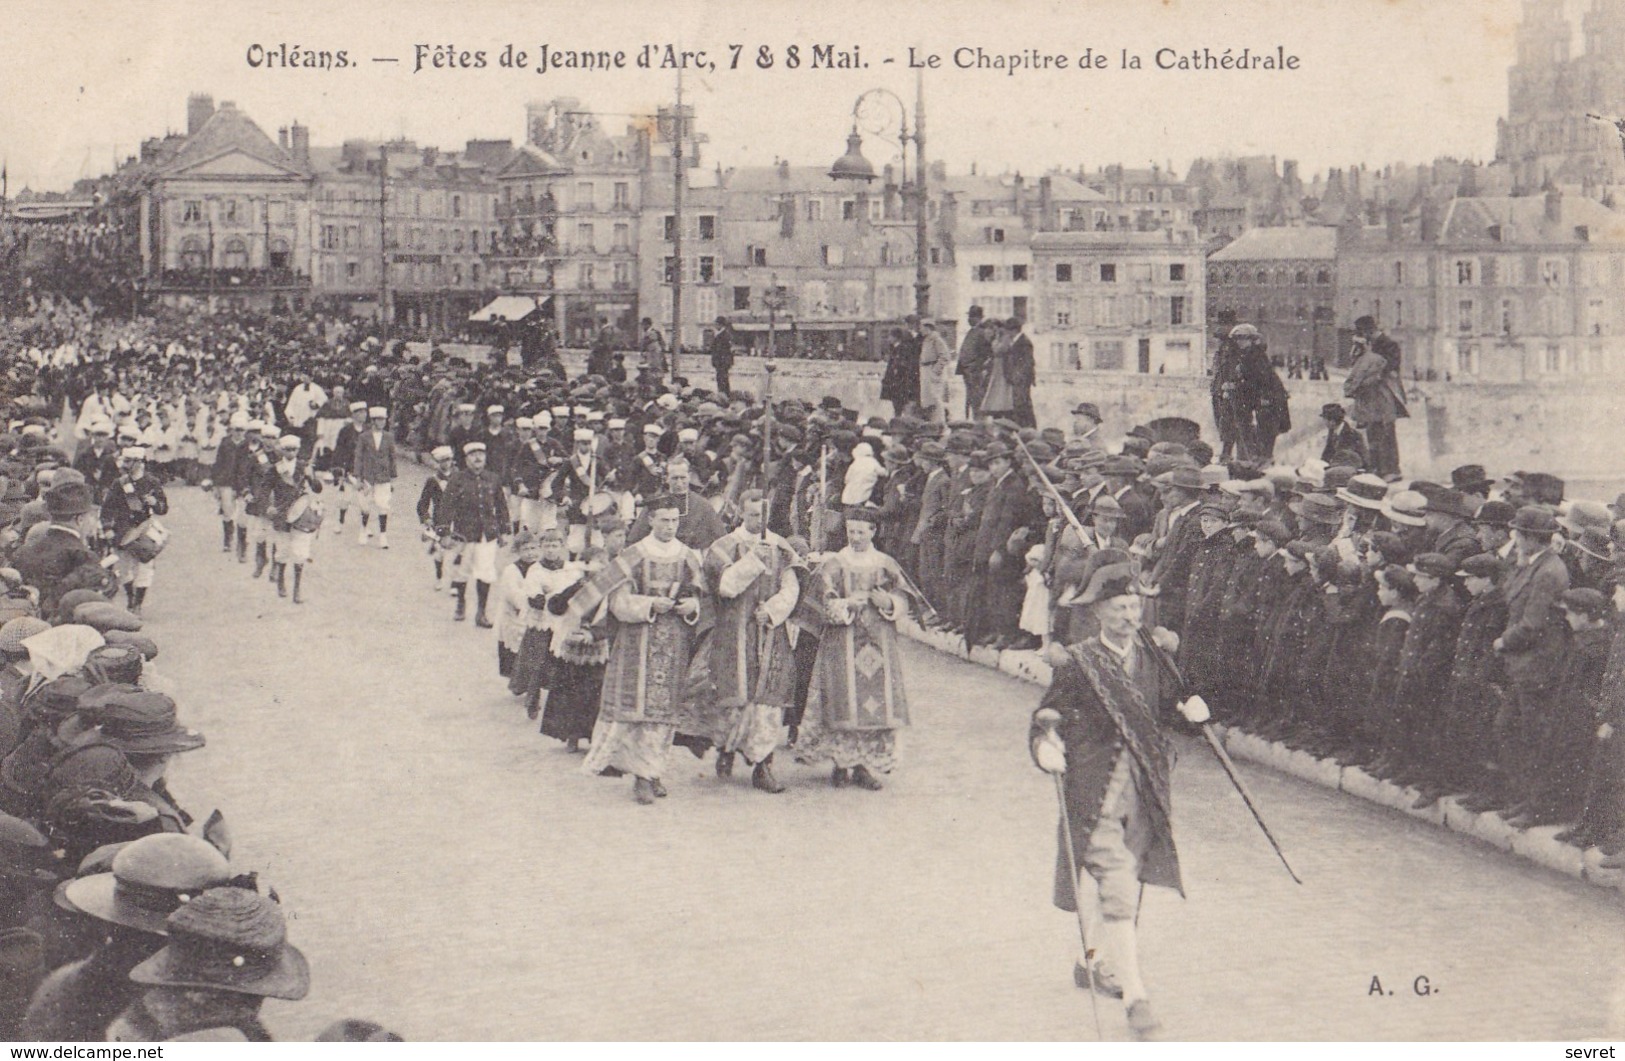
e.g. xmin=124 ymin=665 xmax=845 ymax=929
xmin=946 ymin=171 xmax=1106 ymax=327
xmin=1207 ymin=225 xmax=1338 ymax=365
xmin=1030 ymin=228 xmax=1206 ymax=375
xmin=140 ymin=96 xmax=313 ymax=312
xmin=1338 ymin=189 xmax=1625 ymax=382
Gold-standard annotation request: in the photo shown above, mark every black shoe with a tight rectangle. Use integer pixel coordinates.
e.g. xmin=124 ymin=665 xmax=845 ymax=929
xmin=850 ymin=765 xmax=884 ymax=791
xmin=475 ymin=609 xmax=493 ymax=629
xmin=454 ymin=595 xmax=467 ymax=622
xmin=599 ymin=766 xmax=625 ymax=778
xmin=633 ymin=777 xmax=656 ymax=805
xmin=650 ymin=778 xmax=668 ymax=798
xmin=752 ymin=761 xmax=786 ymax=794
xmin=715 ymin=751 xmax=735 ymax=779
xmin=831 ymin=767 xmax=850 ymax=788
xmin=525 ymin=697 xmax=540 ymax=721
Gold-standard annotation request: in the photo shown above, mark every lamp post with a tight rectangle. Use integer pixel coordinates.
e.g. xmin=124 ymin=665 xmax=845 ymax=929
xmin=828 ymin=70 xmax=929 ymax=325
xmin=763 ymin=273 xmax=788 ymax=359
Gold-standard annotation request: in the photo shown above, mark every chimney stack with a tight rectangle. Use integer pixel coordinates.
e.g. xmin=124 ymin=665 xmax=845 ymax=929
xmin=290 ymin=122 xmax=310 ymax=167
xmin=1012 ymin=172 xmax=1026 ymax=219
xmin=1385 ymin=202 xmax=1403 ymax=242
xmin=187 ymin=93 xmax=214 ymax=137
xmin=1038 ymin=175 xmax=1055 ymax=232
xmin=278 ymin=127 xmax=290 ymax=152
xmin=1420 ymin=200 xmax=1442 ymax=242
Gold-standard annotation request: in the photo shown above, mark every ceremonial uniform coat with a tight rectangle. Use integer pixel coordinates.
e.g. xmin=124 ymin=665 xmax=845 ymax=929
xmin=440 ymin=467 xmax=509 ymax=542
xmin=596 ymin=537 xmax=709 ymax=726
xmin=1030 ymin=634 xmax=1185 ymax=912
xmin=98 ymin=475 xmax=168 ymax=543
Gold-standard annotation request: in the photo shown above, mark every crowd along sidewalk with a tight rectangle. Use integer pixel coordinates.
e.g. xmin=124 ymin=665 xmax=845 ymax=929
xmin=896 ymin=617 xmax=1625 ymax=894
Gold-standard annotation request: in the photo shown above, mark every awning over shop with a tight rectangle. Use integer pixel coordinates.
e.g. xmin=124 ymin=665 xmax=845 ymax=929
xmin=469 ymin=296 xmax=537 ymax=322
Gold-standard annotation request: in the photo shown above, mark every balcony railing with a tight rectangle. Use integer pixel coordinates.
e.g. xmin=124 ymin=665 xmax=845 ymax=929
xmin=154 ymin=267 xmax=310 ymax=290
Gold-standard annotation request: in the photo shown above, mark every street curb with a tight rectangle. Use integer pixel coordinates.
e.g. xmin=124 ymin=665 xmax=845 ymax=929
xmin=898 ymin=618 xmax=1625 ymax=894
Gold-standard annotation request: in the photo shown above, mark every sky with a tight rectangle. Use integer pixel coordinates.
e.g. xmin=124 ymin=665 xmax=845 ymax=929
xmin=0 ymin=0 xmax=1541 ymax=193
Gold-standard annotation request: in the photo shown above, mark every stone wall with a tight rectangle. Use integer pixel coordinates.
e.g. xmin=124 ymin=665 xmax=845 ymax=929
xmin=403 ymin=342 xmax=1625 ymax=496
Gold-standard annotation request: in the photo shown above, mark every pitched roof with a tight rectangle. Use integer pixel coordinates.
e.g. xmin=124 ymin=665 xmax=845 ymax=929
xmin=496 ymin=143 xmax=567 ymax=179
xmin=158 ymin=102 xmax=307 ymax=179
xmin=1209 ymin=226 xmax=1338 ymax=261
xmin=1440 ymin=194 xmax=1625 ymax=244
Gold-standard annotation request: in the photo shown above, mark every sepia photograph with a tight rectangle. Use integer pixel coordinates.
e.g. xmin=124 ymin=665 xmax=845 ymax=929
xmin=0 ymin=0 xmax=1622 ymax=1044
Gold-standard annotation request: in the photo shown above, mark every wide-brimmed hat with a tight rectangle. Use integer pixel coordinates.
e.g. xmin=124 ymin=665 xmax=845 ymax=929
xmin=58 ymin=833 xmax=232 ymax=936
xmin=1291 ymin=493 xmax=1345 ymax=526
xmin=1090 ymin=494 xmax=1125 ymax=520
xmin=1558 ymin=500 xmax=1613 ymax=538
xmin=1381 ymin=491 xmax=1428 ymax=527
xmin=88 ymin=688 xmax=203 ymax=756
xmin=1510 ymin=504 xmax=1560 ymax=535
xmin=1336 ymin=473 xmax=1388 ymax=509
xmin=1153 ymin=467 xmax=1203 ymax=491
xmin=129 ymin=887 xmax=309 ymax=1000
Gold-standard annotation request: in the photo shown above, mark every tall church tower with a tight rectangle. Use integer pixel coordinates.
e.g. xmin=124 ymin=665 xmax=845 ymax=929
xmin=1499 ymin=1 xmax=1591 ymax=192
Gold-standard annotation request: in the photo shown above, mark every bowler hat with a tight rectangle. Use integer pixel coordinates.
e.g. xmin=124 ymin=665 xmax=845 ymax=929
xmin=44 ymin=482 xmax=92 ymax=519
xmin=1510 ymin=504 xmax=1559 ymax=535
xmin=1424 ymin=490 xmax=1476 ymax=521
xmin=1100 ymin=455 xmax=1141 ymax=477
xmin=1473 ymin=500 xmax=1515 ymax=527
xmin=1451 ymin=464 xmax=1493 ymax=493
xmin=130 ymin=887 xmax=310 ymax=1000
xmin=1320 ymin=403 xmax=1345 ymax=422
xmin=1071 ymin=402 xmax=1102 ymax=421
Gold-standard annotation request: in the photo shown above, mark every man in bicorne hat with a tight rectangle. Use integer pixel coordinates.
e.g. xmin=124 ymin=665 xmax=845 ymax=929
xmin=1030 ymin=561 xmax=1207 ymax=1041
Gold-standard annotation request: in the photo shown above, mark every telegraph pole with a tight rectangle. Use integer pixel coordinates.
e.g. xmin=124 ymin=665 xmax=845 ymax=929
xmin=671 ymin=68 xmax=685 ymax=381
xmin=379 ymin=145 xmax=390 ymax=346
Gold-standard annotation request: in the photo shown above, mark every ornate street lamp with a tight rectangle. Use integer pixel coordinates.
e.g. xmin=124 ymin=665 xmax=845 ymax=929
xmin=828 ymin=74 xmax=929 ymax=323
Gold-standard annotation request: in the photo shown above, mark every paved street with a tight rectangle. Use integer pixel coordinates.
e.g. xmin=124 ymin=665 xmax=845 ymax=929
xmin=143 ymin=466 xmax=1625 ymax=1042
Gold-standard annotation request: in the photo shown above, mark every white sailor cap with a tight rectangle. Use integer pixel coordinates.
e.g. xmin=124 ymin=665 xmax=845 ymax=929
xmin=487 ymin=405 xmax=505 ymax=416
xmin=573 ymin=428 xmax=596 ymax=442
xmin=551 ymin=405 xmax=569 ymax=417
xmin=586 ymin=410 xmax=605 ymax=423
xmin=655 ymin=394 xmax=681 ymax=411
xmin=534 ymin=411 xmax=553 ymax=426
xmin=348 ymin=401 xmax=367 ymax=412
xmin=119 ymin=446 xmax=147 ymax=461
xmin=456 ymin=403 xmax=477 ymax=413
xmin=368 ymin=406 xmax=387 ymax=419
xmin=608 ymin=418 xmax=627 ymax=430
xmin=228 ymin=412 xmax=249 ymax=428
xmin=463 ymin=441 xmax=487 ymax=455
xmin=677 ymin=427 xmax=700 ymax=443
xmin=572 ymin=405 xmax=590 ymax=418
xmin=88 ymin=420 xmax=113 ymax=435
xmin=246 ymin=419 xmax=265 ymax=432
xmin=431 ymin=445 xmax=454 ymax=461
xmin=643 ymin=423 xmax=665 ymax=436
xmin=278 ymin=435 xmax=302 ymax=451
xmin=259 ymin=424 xmax=281 ymax=438
xmin=515 ymin=417 xmax=534 ymax=429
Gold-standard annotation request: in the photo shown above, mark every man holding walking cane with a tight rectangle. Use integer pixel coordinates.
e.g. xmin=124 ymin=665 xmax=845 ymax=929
xmin=1029 ymin=560 xmax=1210 ymax=1041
